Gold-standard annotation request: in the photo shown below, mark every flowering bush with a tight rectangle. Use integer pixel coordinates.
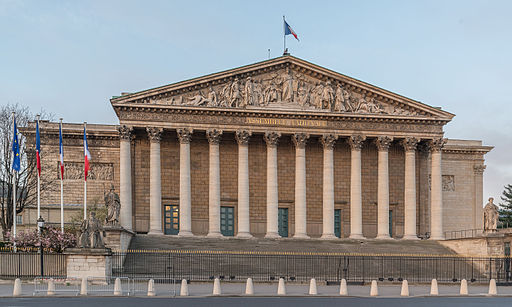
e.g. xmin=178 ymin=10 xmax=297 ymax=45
xmin=5 ymin=227 xmax=77 ymax=253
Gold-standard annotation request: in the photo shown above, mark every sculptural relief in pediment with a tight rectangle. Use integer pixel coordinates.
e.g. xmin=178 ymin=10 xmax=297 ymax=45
xmin=155 ymin=68 xmax=419 ymax=116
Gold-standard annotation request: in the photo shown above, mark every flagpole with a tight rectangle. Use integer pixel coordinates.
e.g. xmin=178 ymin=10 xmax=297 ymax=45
xmin=83 ymin=121 xmax=87 ymax=220
xmin=59 ymin=118 xmax=64 ymax=233
xmin=283 ymin=15 xmax=286 ymax=55
xmin=12 ymin=112 xmax=16 ymax=252
xmin=36 ymin=115 xmax=41 ymax=234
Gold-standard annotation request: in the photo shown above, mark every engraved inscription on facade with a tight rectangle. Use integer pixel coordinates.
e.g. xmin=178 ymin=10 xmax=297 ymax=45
xmin=61 ymin=162 xmax=114 ymax=181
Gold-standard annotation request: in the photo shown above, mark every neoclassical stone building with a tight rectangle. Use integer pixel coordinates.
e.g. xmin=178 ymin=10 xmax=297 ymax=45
xmin=31 ymin=56 xmax=492 ymax=240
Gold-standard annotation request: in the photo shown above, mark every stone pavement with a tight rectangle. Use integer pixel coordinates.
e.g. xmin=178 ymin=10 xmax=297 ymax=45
xmin=3 ymin=280 xmax=512 ymax=297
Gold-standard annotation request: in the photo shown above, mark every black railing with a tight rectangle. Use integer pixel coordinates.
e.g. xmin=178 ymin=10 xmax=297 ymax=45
xmin=0 ymin=249 xmax=66 ymax=279
xmin=444 ymin=229 xmax=483 ymax=240
xmin=112 ymin=250 xmax=512 ymax=284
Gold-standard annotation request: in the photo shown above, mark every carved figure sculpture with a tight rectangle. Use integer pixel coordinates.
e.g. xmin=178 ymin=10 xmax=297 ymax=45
xmin=78 ymin=211 xmax=104 ymax=248
xmin=281 ymin=73 xmax=293 ymax=103
xmin=206 ymin=87 xmax=218 ymax=107
xmin=78 ymin=218 xmax=90 ymax=248
xmin=242 ymin=77 xmax=253 ymax=108
xmin=334 ymin=83 xmax=346 ymax=112
xmin=484 ymin=197 xmax=499 ymax=233
xmin=230 ymin=78 xmax=242 ymax=107
xmin=312 ymin=83 xmax=323 ymax=109
xmin=104 ymin=184 xmax=121 ymax=226
xmin=321 ymin=81 xmax=335 ymax=110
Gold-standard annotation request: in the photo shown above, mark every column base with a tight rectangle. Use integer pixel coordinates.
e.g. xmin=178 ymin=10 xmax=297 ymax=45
xmin=402 ymin=234 xmax=420 ymax=240
xmin=207 ymin=232 xmax=223 ymax=238
xmin=292 ymin=233 xmax=310 ymax=239
xmin=236 ymin=232 xmax=253 ymax=239
xmin=148 ymin=230 xmax=163 ymax=235
xmin=349 ymin=233 xmax=365 ymax=239
xmin=376 ymin=234 xmax=392 ymax=240
xmin=264 ymin=232 xmax=280 ymax=239
xmin=429 ymin=236 xmax=445 ymax=241
xmin=178 ymin=230 xmax=194 ymax=237
xmin=320 ymin=234 xmax=337 ymax=240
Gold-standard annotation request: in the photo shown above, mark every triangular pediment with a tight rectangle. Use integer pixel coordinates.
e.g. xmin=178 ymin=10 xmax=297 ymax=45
xmin=111 ymin=56 xmax=454 ymax=120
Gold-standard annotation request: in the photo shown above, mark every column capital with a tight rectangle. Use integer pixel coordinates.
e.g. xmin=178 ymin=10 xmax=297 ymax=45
xmin=177 ymin=128 xmax=193 ymax=144
xmin=264 ymin=131 xmax=281 ymax=148
xmin=320 ymin=134 xmax=338 ymax=150
xmin=236 ymin=130 xmax=252 ymax=145
xmin=474 ymin=164 xmax=486 ymax=175
xmin=401 ymin=137 xmax=419 ymax=152
xmin=206 ymin=129 xmax=223 ymax=145
xmin=146 ymin=127 xmax=163 ymax=143
xmin=118 ymin=125 xmax=133 ymax=141
xmin=292 ymin=133 xmax=309 ymax=149
xmin=428 ymin=138 xmax=446 ymax=153
xmin=375 ymin=136 xmax=393 ymax=152
xmin=348 ymin=135 xmax=366 ymax=151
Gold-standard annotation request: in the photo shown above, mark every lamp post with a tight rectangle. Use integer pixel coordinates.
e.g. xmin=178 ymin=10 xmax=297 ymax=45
xmin=37 ymin=216 xmax=45 ymax=277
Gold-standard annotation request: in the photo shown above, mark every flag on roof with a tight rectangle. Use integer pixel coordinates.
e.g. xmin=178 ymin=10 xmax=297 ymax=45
xmin=284 ymin=18 xmax=299 ymax=41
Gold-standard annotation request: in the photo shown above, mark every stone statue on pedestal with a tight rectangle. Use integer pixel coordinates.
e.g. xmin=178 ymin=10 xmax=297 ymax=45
xmin=104 ymin=184 xmax=121 ymax=226
xmin=78 ymin=211 xmax=105 ymax=248
xmin=484 ymin=197 xmax=499 ymax=233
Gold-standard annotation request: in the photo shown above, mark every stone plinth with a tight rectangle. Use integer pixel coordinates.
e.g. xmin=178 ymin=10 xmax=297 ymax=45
xmin=103 ymin=226 xmax=135 ymax=251
xmin=64 ymin=248 xmax=112 ymax=279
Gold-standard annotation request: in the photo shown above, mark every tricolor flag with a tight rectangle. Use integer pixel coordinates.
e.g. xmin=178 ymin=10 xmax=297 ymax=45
xmin=284 ymin=18 xmax=299 ymax=41
xmin=83 ymin=126 xmax=91 ymax=181
xmin=59 ymin=122 xmax=64 ymax=179
xmin=12 ymin=117 xmax=20 ymax=172
xmin=35 ymin=120 xmax=41 ymax=177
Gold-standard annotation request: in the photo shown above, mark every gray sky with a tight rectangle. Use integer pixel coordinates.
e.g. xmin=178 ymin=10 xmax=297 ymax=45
xmin=1 ymin=0 xmax=510 ymax=203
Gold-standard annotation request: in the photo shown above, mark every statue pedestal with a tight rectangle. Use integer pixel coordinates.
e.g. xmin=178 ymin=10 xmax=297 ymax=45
xmin=64 ymin=248 xmax=112 ymax=280
xmin=103 ymin=225 xmax=135 ymax=251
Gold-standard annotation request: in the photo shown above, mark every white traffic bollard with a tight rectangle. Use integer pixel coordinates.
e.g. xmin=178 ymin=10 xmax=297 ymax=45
xmin=12 ymin=278 xmax=21 ymax=297
xmin=245 ymin=278 xmax=254 ymax=295
xmin=47 ymin=278 xmax=55 ymax=296
xmin=430 ymin=279 xmax=438 ymax=295
xmin=370 ymin=280 xmax=378 ymax=296
xmin=277 ymin=278 xmax=286 ymax=295
xmin=147 ymin=279 xmax=155 ymax=296
xmin=488 ymin=278 xmax=497 ymax=296
xmin=180 ymin=279 xmax=189 ymax=296
xmin=339 ymin=279 xmax=348 ymax=296
xmin=400 ymin=280 xmax=409 ymax=297
xmin=460 ymin=279 xmax=468 ymax=295
xmin=114 ymin=277 xmax=122 ymax=296
xmin=213 ymin=278 xmax=221 ymax=295
xmin=80 ymin=277 xmax=88 ymax=296
xmin=309 ymin=278 xmax=318 ymax=295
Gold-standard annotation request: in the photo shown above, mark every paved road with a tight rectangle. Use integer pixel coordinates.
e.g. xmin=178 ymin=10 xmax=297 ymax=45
xmin=2 ymin=297 xmax=511 ymax=307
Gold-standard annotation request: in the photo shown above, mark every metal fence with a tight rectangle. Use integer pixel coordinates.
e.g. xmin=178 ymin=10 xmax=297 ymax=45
xmin=444 ymin=229 xmax=484 ymax=240
xmin=112 ymin=250 xmax=512 ymax=284
xmin=0 ymin=250 xmax=66 ymax=279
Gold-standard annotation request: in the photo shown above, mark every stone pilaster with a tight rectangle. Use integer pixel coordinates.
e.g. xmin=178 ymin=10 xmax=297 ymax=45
xmin=206 ymin=129 xmax=223 ymax=237
xmin=320 ymin=134 xmax=338 ymax=239
xmin=348 ymin=135 xmax=366 ymax=239
xmin=118 ymin=125 xmax=133 ymax=231
xmin=402 ymin=137 xmax=419 ymax=240
xmin=177 ymin=128 xmax=193 ymax=236
xmin=375 ymin=136 xmax=392 ymax=239
xmin=146 ymin=127 xmax=163 ymax=235
xmin=292 ymin=133 xmax=309 ymax=239
xmin=264 ymin=131 xmax=281 ymax=238
xmin=474 ymin=164 xmax=486 ymax=229
xmin=429 ymin=138 xmax=446 ymax=240
xmin=236 ymin=130 xmax=252 ymax=238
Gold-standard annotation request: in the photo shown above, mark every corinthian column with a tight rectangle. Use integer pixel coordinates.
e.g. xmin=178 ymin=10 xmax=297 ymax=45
xmin=429 ymin=138 xmax=446 ymax=240
xmin=292 ymin=133 xmax=309 ymax=239
xmin=402 ymin=137 xmax=419 ymax=240
xmin=264 ymin=131 xmax=281 ymax=238
xmin=376 ymin=136 xmax=392 ymax=239
xmin=236 ymin=130 xmax=252 ymax=238
xmin=207 ymin=129 xmax=223 ymax=237
xmin=177 ymin=128 xmax=193 ymax=236
xmin=118 ymin=125 xmax=133 ymax=231
xmin=349 ymin=135 xmax=366 ymax=239
xmin=320 ymin=134 xmax=337 ymax=239
xmin=147 ymin=127 xmax=163 ymax=235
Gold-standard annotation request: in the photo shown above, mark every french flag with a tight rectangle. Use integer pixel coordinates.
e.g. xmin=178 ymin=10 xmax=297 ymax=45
xmin=284 ymin=19 xmax=299 ymax=41
xmin=83 ymin=125 xmax=91 ymax=181
xmin=36 ymin=120 xmax=41 ymax=177
xmin=59 ymin=122 xmax=64 ymax=179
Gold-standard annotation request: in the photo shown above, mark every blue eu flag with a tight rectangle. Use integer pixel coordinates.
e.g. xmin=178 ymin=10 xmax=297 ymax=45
xmin=12 ymin=117 xmax=20 ymax=172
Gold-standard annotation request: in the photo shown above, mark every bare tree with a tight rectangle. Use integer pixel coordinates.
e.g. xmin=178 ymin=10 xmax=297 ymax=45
xmin=0 ymin=104 xmax=54 ymax=239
